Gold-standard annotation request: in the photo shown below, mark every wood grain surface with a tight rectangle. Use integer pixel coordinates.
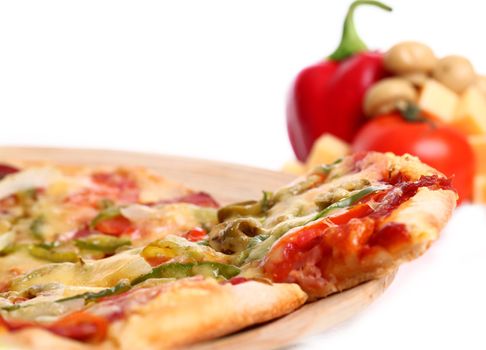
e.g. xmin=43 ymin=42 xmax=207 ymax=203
xmin=0 ymin=146 xmax=396 ymax=349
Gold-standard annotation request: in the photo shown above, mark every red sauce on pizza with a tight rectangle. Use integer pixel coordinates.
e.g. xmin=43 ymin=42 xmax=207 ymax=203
xmin=263 ymin=175 xmax=454 ymax=293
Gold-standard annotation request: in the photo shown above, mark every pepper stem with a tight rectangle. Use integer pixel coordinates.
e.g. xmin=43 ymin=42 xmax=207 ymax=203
xmin=328 ymin=0 xmax=392 ymax=61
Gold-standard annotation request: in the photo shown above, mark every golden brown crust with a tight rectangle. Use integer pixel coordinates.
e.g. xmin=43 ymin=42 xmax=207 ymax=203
xmin=106 ymin=279 xmax=307 ymax=350
xmin=0 ymin=280 xmax=306 ymax=350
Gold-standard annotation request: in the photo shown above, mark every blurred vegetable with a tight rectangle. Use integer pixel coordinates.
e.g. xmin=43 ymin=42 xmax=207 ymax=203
xmin=132 ymin=261 xmax=240 ymax=285
xmin=432 ymin=55 xmax=476 ymax=93
xmin=384 ymin=41 xmax=437 ymax=75
xmin=352 ymin=108 xmax=475 ymax=202
xmin=28 ymin=244 xmax=79 ymax=263
xmin=363 ymin=77 xmax=417 ymax=116
xmin=287 ymin=0 xmax=391 ymax=161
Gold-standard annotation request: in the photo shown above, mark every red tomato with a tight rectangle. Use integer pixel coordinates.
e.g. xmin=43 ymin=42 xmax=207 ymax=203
xmin=95 ymin=215 xmax=134 ymax=236
xmin=185 ymin=227 xmax=207 ymax=242
xmin=352 ymin=114 xmax=474 ymax=202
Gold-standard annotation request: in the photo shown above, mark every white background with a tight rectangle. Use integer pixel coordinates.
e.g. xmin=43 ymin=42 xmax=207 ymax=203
xmin=0 ymin=1 xmax=485 ymax=349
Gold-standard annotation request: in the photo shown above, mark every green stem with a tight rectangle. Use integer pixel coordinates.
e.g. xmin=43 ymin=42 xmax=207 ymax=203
xmin=398 ymin=103 xmax=436 ymax=128
xmin=328 ymin=0 xmax=392 ymax=61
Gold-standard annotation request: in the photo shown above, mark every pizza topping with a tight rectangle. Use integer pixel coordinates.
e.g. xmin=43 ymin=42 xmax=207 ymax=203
xmin=0 ymin=168 xmax=60 ymax=201
xmin=185 ymin=227 xmax=207 ymax=242
xmin=273 ymin=173 xmax=327 ymax=203
xmin=93 ymin=215 xmax=135 ymax=237
xmin=0 ymin=164 xmax=19 ymax=180
xmin=217 ymin=192 xmax=273 ymax=222
xmin=228 ymin=276 xmax=249 ymax=285
xmin=9 ymin=250 xmax=152 ymax=293
xmin=28 ymin=244 xmax=79 ymax=263
xmin=91 ymin=171 xmax=139 ymax=203
xmin=208 ymin=217 xmax=264 ymax=254
xmin=236 ymin=185 xmax=388 ymax=266
xmin=58 ymin=279 xmax=131 ymax=304
xmin=154 ymin=192 xmax=219 ymax=208
xmin=262 ymin=174 xmax=453 ymax=297
xmin=29 ymin=215 xmax=45 ymax=241
xmin=141 ymin=235 xmax=228 ymax=266
xmin=66 ymin=170 xmax=140 ymax=207
xmin=311 ymin=185 xmax=389 ymax=221
xmin=0 ymin=231 xmax=15 ymax=253
xmin=90 ymin=206 xmax=135 ymax=237
xmin=314 ymin=178 xmax=371 ymax=209
xmin=75 ymin=234 xmax=132 ymax=254
xmin=132 ymin=261 xmax=240 ymax=285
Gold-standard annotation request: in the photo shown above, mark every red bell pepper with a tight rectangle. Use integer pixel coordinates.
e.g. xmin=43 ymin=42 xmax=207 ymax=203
xmin=287 ymin=0 xmax=392 ymax=161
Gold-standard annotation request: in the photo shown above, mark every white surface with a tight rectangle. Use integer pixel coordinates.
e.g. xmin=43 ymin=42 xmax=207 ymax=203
xmin=0 ymin=1 xmax=485 ymax=349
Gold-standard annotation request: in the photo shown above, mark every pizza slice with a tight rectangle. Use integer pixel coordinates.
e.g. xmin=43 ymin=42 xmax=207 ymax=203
xmin=210 ymin=152 xmax=456 ymax=299
xmin=0 ymin=152 xmax=456 ymax=349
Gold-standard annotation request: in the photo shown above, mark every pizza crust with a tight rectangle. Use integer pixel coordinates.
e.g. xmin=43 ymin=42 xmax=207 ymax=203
xmin=0 ymin=280 xmax=306 ymax=350
xmin=107 ymin=279 xmax=307 ymax=350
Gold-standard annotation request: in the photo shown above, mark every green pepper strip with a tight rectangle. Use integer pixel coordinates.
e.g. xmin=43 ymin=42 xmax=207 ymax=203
xmin=311 ymin=184 xmax=388 ymax=221
xmin=28 ymin=244 xmax=79 ymax=263
xmin=131 ymin=261 xmax=240 ymax=286
xmin=30 ymin=216 xmax=45 ymax=241
xmin=57 ymin=279 xmax=131 ymax=304
xmin=241 ymin=185 xmax=389 ymax=264
xmin=75 ymin=234 xmax=131 ymax=254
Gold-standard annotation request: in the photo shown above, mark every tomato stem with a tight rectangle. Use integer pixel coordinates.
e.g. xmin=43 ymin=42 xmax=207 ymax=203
xmin=328 ymin=0 xmax=392 ymax=61
xmin=398 ymin=103 xmax=437 ymax=129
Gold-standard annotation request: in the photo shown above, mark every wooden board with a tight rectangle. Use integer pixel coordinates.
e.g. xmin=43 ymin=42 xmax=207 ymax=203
xmin=0 ymin=146 xmax=395 ymax=349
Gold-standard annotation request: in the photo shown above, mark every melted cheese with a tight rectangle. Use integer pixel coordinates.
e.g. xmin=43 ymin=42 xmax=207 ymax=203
xmin=0 ymin=168 xmax=62 ymax=200
xmin=9 ymin=249 xmax=151 ymax=293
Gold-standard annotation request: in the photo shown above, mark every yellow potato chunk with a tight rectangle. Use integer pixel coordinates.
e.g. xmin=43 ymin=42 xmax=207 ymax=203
xmin=306 ymin=133 xmax=350 ymax=169
xmin=469 ymin=135 xmax=486 ymax=175
xmin=282 ymin=159 xmax=306 ymax=176
xmin=452 ymin=87 xmax=486 ymax=135
xmin=418 ymin=79 xmax=459 ymax=122
xmin=473 ymin=175 xmax=486 ymax=204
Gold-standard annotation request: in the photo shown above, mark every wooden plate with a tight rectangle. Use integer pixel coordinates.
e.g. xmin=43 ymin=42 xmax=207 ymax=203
xmin=0 ymin=146 xmax=395 ymax=350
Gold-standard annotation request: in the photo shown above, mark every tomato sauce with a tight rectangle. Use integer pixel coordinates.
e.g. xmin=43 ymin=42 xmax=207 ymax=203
xmin=264 ymin=174 xmax=454 ymax=293
xmin=94 ymin=215 xmax=135 ymax=237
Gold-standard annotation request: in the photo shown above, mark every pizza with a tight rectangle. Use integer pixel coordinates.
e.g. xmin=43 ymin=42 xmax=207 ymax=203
xmin=0 ymin=152 xmax=456 ymax=349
